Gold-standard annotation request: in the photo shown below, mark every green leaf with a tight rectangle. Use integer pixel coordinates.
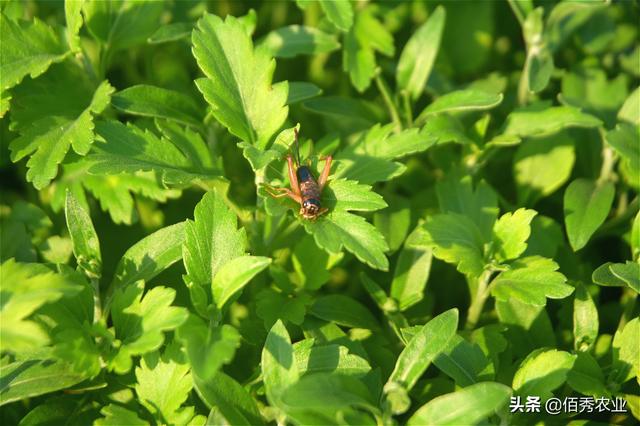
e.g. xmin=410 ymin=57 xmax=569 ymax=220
xmin=618 ymin=86 xmax=640 ymax=125
xmin=513 ymin=132 xmax=576 ymax=205
xmin=194 ymin=372 xmax=263 ymax=426
xmin=110 ymin=282 xmax=188 ymax=373
xmin=261 ymin=320 xmax=299 ymax=410
xmin=491 ymin=256 xmax=573 ymax=306
xmin=512 ymin=349 xmax=576 ymax=399
xmin=0 ymin=14 xmax=68 ymax=91
xmin=492 ymin=208 xmax=537 ymax=262
xmin=435 ymin=173 xmax=499 ymax=241
xmin=148 ymin=22 xmax=192 ymax=44
xmin=343 ymin=23 xmax=376 ymax=92
xmin=0 ymin=259 xmax=81 ymax=353
xmin=89 ymin=121 xmax=219 ymax=185
xmin=156 ymin=120 xmax=215 ymax=170
xmin=0 ymin=359 xmax=87 ymax=406
xmin=303 ymin=96 xmax=384 ymax=131
xmin=390 ymin=226 xmax=433 ymax=311
xmin=303 ymin=210 xmax=389 ymax=271
xmin=135 ymin=343 xmax=195 ymax=425
xmin=9 ymin=79 xmax=113 ymax=189
xmin=319 ymin=0 xmax=353 ymax=32
xmin=564 ymin=179 xmax=614 ymax=251
xmin=177 ymin=315 xmax=241 ymax=382
xmin=212 ymin=255 xmax=271 ymax=309
xmin=193 ymin=13 xmax=288 ymax=148
xmin=567 ymin=352 xmax=609 ymax=398
xmin=111 ymin=221 xmax=186 ymax=291
xmin=573 ymin=282 xmax=599 ymax=352
xmin=82 ymin=0 xmax=163 ymax=52
xmin=374 ymin=194 xmax=411 ymax=253
xmin=111 ymin=85 xmax=203 ymax=126
xmin=495 ymin=298 xmax=555 ymax=357
xmin=287 ymin=81 xmax=322 ymax=105
xmin=500 ymin=104 xmax=602 ymax=139
xmin=64 ymin=0 xmax=84 ymax=52
xmin=260 ymin=25 xmax=340 ymax=58
xmin=292 ymin=235 xmax=332 ymax=291
xmin=183 ymin=191 xmax=247 ymax=292
xmin=417 ymin=89 xmax=503 ymax=119
xmin=420 ymin=213 xmax=486 ymax=279
xmin=65 ymin=190 xmax=102 ymax=278
xmin=384 ymin=309 xmax=458 ymax=414
xmin=95 ymin=405 xmax=148 ymax=426
xmin=322 ymin=179 xmax=388 ymax=212
xmin=407 ymin=382 xmax=511 ymax=426
xmin=281 ymin=373 xmax=377 ymax=425
xmin=609 ymin=262 xmax=640 ymax=294
xmin=310 ymin=295 xmax=380 ymax=330
xmin=606 ymin=123 xmax=640 ymax=166
xmin=610 ymin=317 xmax=640 ymax=385
xmin=396 ymin=6 xmax=446 ymax=100
xmin=433 ymin=334 xmax=491 ymax=387
xmin=294 ymin=342 xmax=371 ymax=377
xmin=256 ymin=289 xmax=311 ymax=329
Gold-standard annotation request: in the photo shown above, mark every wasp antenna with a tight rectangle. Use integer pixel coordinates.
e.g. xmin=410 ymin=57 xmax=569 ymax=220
xmin=294 ymin=128 xmax=302 ymax=167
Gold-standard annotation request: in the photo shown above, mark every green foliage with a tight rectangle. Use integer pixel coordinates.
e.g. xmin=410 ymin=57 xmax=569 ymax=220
xmin=1 ymin=1 xmax=638 ymax=424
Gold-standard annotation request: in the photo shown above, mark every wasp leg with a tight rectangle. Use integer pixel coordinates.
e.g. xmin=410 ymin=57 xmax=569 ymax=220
xmin=263 ymin=184 xmax=302 ymax=204
xmin=318 ymin=155 xmax=333 ymax=190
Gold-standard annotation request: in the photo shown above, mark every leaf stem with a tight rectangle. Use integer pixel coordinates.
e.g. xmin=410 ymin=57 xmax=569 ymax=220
xmin=597 ymin=142 xmax=615 ymax=185
xmin=90 ymin=277 xmax=102 ymax=323
xmin=465 ymin=269 xmax=494 ymax=330
xmin=615 ymin=288 xmax=637 ymax=333
xmin=401 ymin=91 xmax=414 ymax=128
xmin=374 ymin=70 xmax=402 ymax=133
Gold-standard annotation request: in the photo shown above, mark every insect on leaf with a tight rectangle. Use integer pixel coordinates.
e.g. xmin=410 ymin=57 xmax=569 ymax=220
xmin=193 ymin=13 xmax=288 ymax=149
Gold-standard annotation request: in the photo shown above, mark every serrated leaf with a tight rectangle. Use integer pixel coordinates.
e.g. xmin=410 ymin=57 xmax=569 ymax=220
xmin=110 ymin=281 xmax=188 ymax=373
xmin=512 ymin=349 xmax=576 ymax=399
xmin=491 ymin=256 xmax=573 ymax=306
xmin=212 ymin=255 xmax=271 ymax=309
xmin=408 ymin=382 xmax=511 ymax=426
xmin=495 ymin=298 xmax=555 ymax=357
xmin=396 ymin=6 xmax=445 ymax=100
xmin=260 ymin=25 xmax=340 ymax=58
xmin=385 ymin=309 xmax=458 ymax=414
xmin=310 ymin=295 xmax=380 ymax=330
xmin=321 ymin=179 xmax=387 ymax=212
xmin=417 ymin=89 xmax=503 ymax=119
xmin=433 ymin=334 xmax=491 ymax=387
xmin=419 ymin=213 xmax=486 ymax=279
xmin=492 ymin=208 xmax=537 ymax=262
xmin=82 ymin=0 xmax=163 ymax=52
xmin=148 ymin=22 xmax=192 ymax=44
xmin=65 ymin=190 xmax=102 ymax=278
xmin=500 ymin=104 xmax=601 ymax=139
xmin=319 ymin=0 xmax=353 ymax=32
xmin=10 ymin=80 xmax=113 ymax=189
xmin=111 ymin=221 xmax=186 ymax=291
xmin=606 ymin=123 xmax=640 ymax=166
xmin=618 ymin=86 xmax=640 ymax=125
xmin=135 ymin=343 xmax=194 ymax=425
xmin=177 ymin=316 xmax=241 ymax=382
xmin=65 ymin=0 xmax=84 ymax=52
xmin=343 ymin=24 xmax=376 ymax=92
xmin=0 ymin=14 xmax=68 ymax=91
xmin=573 ymin=282 xmax=599 ymax=352
xmin=564 ymin=178 xmax=614 ymax=251
xmin=183 ymin=191 xmax=247 ymax=293
xmin=89 ymin=121 xmax=219 ymax=185
xmin=111 ymin=85 xmax=203 ymax=126
xmin=262 ymin=320 xmax=299 ymax=410
xmin=0 ymin=359 xmax=87 ymax=407
xmin=303 ymin=210 xmax=389 ymax=271
xmin=96 ymin=405 xmax=148 ymax=426
xmin=193 ymin=13 xmax=288 ymax=149
xmin=156 ymin=120 xmax=215 ymax=170
xmin=0 ymin=259 xmax=81 ymax=353
xmin=610 ymin=318 xmax=640 ymax=385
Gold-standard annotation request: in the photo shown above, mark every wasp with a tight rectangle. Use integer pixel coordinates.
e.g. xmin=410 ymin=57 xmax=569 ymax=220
xmin=263 ymin=129 xmax=332 ymax=220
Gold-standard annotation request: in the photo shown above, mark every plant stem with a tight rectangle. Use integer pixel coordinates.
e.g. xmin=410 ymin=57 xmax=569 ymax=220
xmin=616 ymin=288 xmax=637 ymax=333
xmin=91 ymin=277 xmax=102 ymax=324
xmin=466 ymin=269 xmax=494 ymax=330
xmin=401 ymin=91 xmax=414 ymax=128
xmin=374 ymin=70 xmax=402 ymax=133
xmin=597 ymin=136 xmax=615 ymax=184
